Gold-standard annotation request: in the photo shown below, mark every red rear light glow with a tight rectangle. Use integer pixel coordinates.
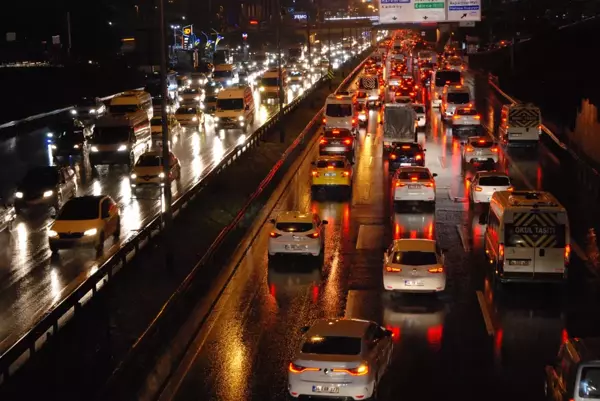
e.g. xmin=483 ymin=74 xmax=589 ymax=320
xmin=344 ymin=139 xmax=352 ymax=145
xmin=311 ymin=170 xmax=319 ymax=177
xmin=342 ymin=170 xmax=350 ymax=177
xmin=565 ymin=244 xmax=571 ymax=262
xmin=322 ymin=118 xmax=327 ymax=124
xmin=270 ymin=232 xmax=281 ymax=238
xmin=386 ymin=265 xmax=402 ymax=272
xmin=289 ymin=363 xmax=319 ymax=373
xmin=475 ymin=186 xmax=483 ymax=192
xmin=401 ymin=145 xmax=410 ymax=149
xmin=415 ymin=154 xmax=422 ymax=160
xmin=395 ymin=181 xmax=406 ymax=187
xmin=474 ymin=115 xmax=481 ymax=120
xmin=491 ymin=147 xmax=498 ymax=152
xmin=332 ymin=364 xmax=369 ymax=376
xmin=424 ymin=182 xmax=434 ymax=187
xmin=428 ymin=267 xmax=444 ymax=273
xmin=390 ymin=154 xmax=397 ymax=160
xmin=411 ymin=177 xmax=418 ymax=181
xmin=466 ymin=146 xmax=474 ymax=152
xmin=320 ymin=139 xmax=327 ymax=144
xmin=307 ymin=232 xmax=320 ymax=238
xmin=478 ymin=139 xmax=486 ymax=143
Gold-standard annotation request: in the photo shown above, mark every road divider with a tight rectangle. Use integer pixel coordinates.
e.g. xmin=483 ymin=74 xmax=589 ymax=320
xmin=99 ymin=53 xmax=370 ymax=401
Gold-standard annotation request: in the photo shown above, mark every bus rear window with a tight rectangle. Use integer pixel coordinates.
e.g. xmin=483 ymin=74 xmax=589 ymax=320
xmin=504 ymin=223 xmax=566 ymax=248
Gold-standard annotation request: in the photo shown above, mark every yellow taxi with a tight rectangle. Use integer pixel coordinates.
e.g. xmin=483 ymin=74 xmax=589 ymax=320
xmin=310 ymin=155 xmax=353 ymax=196
xmin=130 ymin=150 xmax=181 ymax=190
xmin=48 ymin=195 xmax=120 ymax=256
xmin=150 ymin=115 xmax=180 ymax=147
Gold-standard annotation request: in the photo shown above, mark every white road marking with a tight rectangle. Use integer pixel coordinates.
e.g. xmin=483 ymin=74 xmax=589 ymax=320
xmin=476 ymin=290 xmax=495 ymax=336
xmin=456 ymin=224 xmax=471 ymax=252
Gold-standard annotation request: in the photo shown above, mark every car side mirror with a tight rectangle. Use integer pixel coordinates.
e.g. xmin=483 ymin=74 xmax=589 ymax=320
xmin=300 ymin=326 xmax=310 ymax=334
xmin=432 ymin=173 xmax=438 ymax=177
xmin=479 ymin=213 xmax=488 ymax=225
xmin=269 ymin=218 xmax=276 ymax=224
xmin=321 ymin=220 xmax=328 ymax=225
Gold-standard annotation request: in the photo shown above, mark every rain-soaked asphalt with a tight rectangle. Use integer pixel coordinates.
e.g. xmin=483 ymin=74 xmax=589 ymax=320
xmin=154 ymin=70 xmax=600 ymax=401
xmin=0 ymin=81 xmax=318 ymax=354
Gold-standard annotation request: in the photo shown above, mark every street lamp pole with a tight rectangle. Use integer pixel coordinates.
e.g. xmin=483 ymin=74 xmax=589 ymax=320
xmin=158 ymin=0 xmax=174 ymax=269
xmin=276 ymin=0 xmax=285 ymax=142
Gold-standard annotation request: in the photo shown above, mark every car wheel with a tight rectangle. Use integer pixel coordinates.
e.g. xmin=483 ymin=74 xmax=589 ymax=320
xmin=96 ymin=232 xmax=105 ymax=256
xmin=114 ymin=218 xmax=121 ymax=241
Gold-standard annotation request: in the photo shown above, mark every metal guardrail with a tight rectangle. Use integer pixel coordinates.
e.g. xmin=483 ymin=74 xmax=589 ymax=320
xmin=0 ymin=68 xmax=338 ymax=384
xmin=0 ymin=88 xmax=144 ymax=131
xmin=100 ymin=50 xmax=372 ymax=401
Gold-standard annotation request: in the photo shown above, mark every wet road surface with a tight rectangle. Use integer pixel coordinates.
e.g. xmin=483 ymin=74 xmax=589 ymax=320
xmin=0 ymin=82 xmax=318 ymax=354
xmin=155 ymin=70 xmax=600 ymax=401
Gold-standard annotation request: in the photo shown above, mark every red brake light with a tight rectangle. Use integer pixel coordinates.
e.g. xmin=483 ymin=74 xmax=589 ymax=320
xmin=475 ymin=186 xmax=483 ymax=192
xmin=415 ymin=154 xmax=422 ymax=160
xmin=390 ymin=154 xmax=397 ymax=160
xmin=327 ymin=165 xmax=334 ymax=169
xmin=424 ymin=181 xmax=434 ymax=187
xmin=344 ymin=138 xmax=352 ymax=145
xmin=342 ymin=170 xmax=350 ymax=177
xmin=474 ymin=115 xmax=481 ymax=120
xmin=332 ymin=364 xmax=369 ymax=376
xmin=322 ymin=118 xmax=327 ymax=124
xmin=507 ymin=186 xmax=514 ymax=191
xmin=386 ymin=265 xmax=401 ymax=272
xmin=565 ymin=244 xmax=571 ymax=262
xmin=491 ymin=147 xmax=498 ymax=152
xmin=453 ymin=115 xmax=460 ymax=120
xmin=289 ymin=363 xmax=319 ymax=373
xmin=311 ymin=170 xmax=319 ymax=177
xmin=401 ymin=145 xmax=410 ymax=149
xmin=478 ymin=139 xmax=486 ymax=143
xmin=320 ymin=138 xmax=327 ymax=144
xmin=332 ymin=129 xmax=340 ymax=134
xmin=466 ymin=146 xmax=474 ymax=152
xmin=351 ymin=118 xmax=356 ymax=125
xmin=410 ymin=176 xmax=418 ymax=181
xmin=307 ymin=232 xmax=320 ymax=238
xmin=270 ymin=232 xmax=281 ymax=238
xmin=395 ymin=181 xmax=406 ymax=187
xmin=428 ymin=266 xmax=444 ymax=273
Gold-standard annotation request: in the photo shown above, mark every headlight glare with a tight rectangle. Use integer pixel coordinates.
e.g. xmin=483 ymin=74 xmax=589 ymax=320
xmin=84 ymin=228 xmax=98 ymax=236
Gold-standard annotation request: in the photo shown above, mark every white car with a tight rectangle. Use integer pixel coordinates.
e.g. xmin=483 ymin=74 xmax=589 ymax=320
xmin=451 ymin=106 xmax=481 ymax=136
xmin=392 ymin=167 xmax=437 ymax=208
xmin=268 ymin=211 xmax=327 ymax=258
xmin=178 ymin=88 xmax=202 ymax=105
xmin=383 ymin=239 xmax=446 ymax=293
xmin=411 ymin=103 xmax=426 ymax=128
xmin=288 ymin=318 xmax=393 ymax=400
xmin=469 ymin=171 xmax=513 ymax=204
xmin=174 ymin=106 xmax=204 ymax=128
xmin=462 ymin=136 xmax=499 ymax=164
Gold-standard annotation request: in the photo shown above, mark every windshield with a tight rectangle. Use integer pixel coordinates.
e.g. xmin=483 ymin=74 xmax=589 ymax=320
xmin=213 ymin=70 xmax=233 ymax=78
xmin=301 ymin=336 xmax=361 ymax=355
xmin=58 ymin=198 xmax=100 ymax=220
xmin=447 ymin=92 xmax=470 ymax=104
xmin=176 ymin=107 xmax=197 ymax=114
xmin=579 ymin=367 xmax=600 ymax=398
xmin=457 ymin=108 xmax=478 ymax=116
xmin=316 ymin=160 xmax=345 ymax=168
xmin=398 ymin=171 xmax=430 ymax=180
xmin=136 ymin=154 xmax=162 ymax=167
xmin=290 ymin=71 xmax=302 ymax=77
xmin=93 ymin=127 xmax=130 ymax=143
xmin=261 ymin=77 xmax=279 ymax=87
xmin=275 ymin=222 xmax=314 ymax=232
xmin=435 ymin=71 xmax=461 ymax=87
xmin=77 ymin=98 xmax=96 ymax=107
xmin=392 ymin=251 xmax=437 ymax=265
xmin=217 ymin=98 xmax=244 ymax=110
xmin=109 ymin=105 xmax=139 ymax=114
xmin=326 ymin=104 xmax=352 ymax=117
xmin=22 ymin=168 xmax=59 ymax=187
xmin=479 ymin=176 xmax=510 ymax=186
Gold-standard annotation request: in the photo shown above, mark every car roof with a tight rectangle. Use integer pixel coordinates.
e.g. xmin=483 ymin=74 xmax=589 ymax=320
xmin=275 ymin=211 xmax=314 ymax=223
xmin=392 ymin=238 xmax=436 ymax=252
xmin=475 ymin=170 xmax=508 ymax=177
xmin=306 ymin=318 xmax=373 ymax=338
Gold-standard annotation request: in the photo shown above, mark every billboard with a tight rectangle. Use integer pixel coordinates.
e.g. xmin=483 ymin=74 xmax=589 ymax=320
xmin=379 ymin=0 xmax=481 ymax=23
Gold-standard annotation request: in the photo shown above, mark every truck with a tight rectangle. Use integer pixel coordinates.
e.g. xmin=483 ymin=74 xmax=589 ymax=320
xmin=382 ymin=103 xmax=417 ymax=154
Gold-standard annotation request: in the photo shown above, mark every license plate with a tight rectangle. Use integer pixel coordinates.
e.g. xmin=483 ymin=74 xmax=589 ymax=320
xmin=408 ymin=184 xmax=420 ymax=189
xmin=324 ymin=172 xmax=336 ymax=177
xmin=327 ymin=147 xmax=346 ymax=152
xmin=285 ymin=244 xmax=302 ymax=250
xmin=405 ymin=280 xmax=424 ymax=286
xmin=400 ymin=163 xmax=412 ymax=166
xmin=510 ymin=133 xmax=522 ymax=137
xmin=508 ymin=259 xmax=530 ymax=266
xmin=312 ymin=386 xmax=339 ymax=394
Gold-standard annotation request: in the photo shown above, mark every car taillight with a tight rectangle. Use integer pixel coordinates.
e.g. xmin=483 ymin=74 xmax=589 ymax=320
xmin=333 ymin=364 xmax=369 ymax=376
xmin=506 ymin=186 xmax=513 ymax=191
xmin=410 ymin=92 xmax=415 ymax=96
xmin=428 ymin=267 xmax=444 ymax=273
xmin=415 ymin=154 xmax=422 ymax=160
xmin=498 ymin=244 xmax=504 ymax=260
xmin=344 ymin=138 xmax=352 ymax=145
xmin=352 ymin=118 xmax=356 ymax=125
xmin=307 ymin=232 xmax=320 ymax=238
xmin=491 ymin=147 xmax=498 ymax=152
xmin=453 ymin=115 xmax=460 ymax=120
xmin=322 ymin=118 xmax=327 ymax=124
xmin=466 ymin=146 xmax=474 ymax=152
xmin=565 ymin=244 xmax=571 ymax=263
xmin=342 ymin=170 xmax=350 ymax=177
xmin=474 ymin=115 xmax=481 ymax=120
xmin=424 ymin=181 xmax=434 ymax=187
xmin=270 ymin=232 xmax=281 ymax=238
xmin=311 ymin=170 xmax=319 ymax=177
xmin=475 ymin=186 xmax=483 ymax=192
xmin=395 ymin=182 xmax=406 ymax=187
xmin=390 ymin=154 xmax=397 ymax=160
xmin=289 ymin=362 xmax=319 ymax=373
xmin=320 ymin=138 xmax=327 ymax=144
xmin=386 ymin=265 xmax=401 ymax=272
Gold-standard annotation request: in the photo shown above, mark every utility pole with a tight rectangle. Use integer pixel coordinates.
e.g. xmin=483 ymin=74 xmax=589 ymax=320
xmin=276 ymin=0 xmax=285 ymax=142
xmin=306 ymin=16 xmax=311 ymax=76
xmin=66 ymin=12 xmax=72 ymax=57
xmin=158 ymin=0 xmax=174 ymax=269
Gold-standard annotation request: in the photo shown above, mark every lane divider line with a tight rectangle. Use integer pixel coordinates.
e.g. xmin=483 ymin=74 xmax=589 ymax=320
xmin=456 ymin=224 xmax=471 ymax=252
xmin=476 ymin=290 xmax=495 ymax=336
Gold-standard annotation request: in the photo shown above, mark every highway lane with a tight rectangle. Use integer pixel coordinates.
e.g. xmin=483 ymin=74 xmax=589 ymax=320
xmin=152 ymin=72 xmax=600 ymax=401
xmin=0 ymin=80 xmax=316 ymax=354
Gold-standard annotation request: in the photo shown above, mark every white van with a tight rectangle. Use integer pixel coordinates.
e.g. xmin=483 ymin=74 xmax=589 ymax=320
xmin=430 ymin=70 xmax=462 ymax=108
xmin=441 ymin=85 xmax=471 ymax=120
xmin=259 ymin=67 xmax=288 ymax=101
xmin=109 ymin=90 xmax=153 ymax=120
xmin=323 ymin=92 xmax=357 ymax=134
xmin=212 ymin=64 xmax=238 ymax=86
xmin=500 ymin=103 xmax=541 ymax=147
xmin=214 ymin=85 xmax=256 ymax=132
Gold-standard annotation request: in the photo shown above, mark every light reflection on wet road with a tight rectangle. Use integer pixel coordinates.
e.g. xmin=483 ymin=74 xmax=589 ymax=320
xmin=158 ymin=71 xmax=600 ymax=401
xmin=0 ymin=83 xmax=311 ymax=353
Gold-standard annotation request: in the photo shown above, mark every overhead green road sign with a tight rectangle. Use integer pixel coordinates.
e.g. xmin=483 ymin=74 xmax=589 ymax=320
xmin=415 ymin=2 xmax=444 ymax=8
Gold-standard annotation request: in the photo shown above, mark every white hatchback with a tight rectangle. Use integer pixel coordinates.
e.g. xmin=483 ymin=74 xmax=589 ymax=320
xmin=469 ymin=171 xmax=513 ymax=204
xmin=288 ymin=318 xmax=393 ymax=400
xmin=462 ymin=136 xmax=499 ymax=164
xmin=392 ymin=167 xmax=437 ymax=208
xmin=268 ymin=211 xmax=327 ymax=258
xmin=383 ymin=239 xmax=446 ymax=293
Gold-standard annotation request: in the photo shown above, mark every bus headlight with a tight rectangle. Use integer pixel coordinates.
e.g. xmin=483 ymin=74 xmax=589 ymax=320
xmin=117 ymin=144 xmax=127 ymax=151
xmin=238 ymin=116 xmax=244 ymax=121
xmin=43 ymin=190 xmax=54 ymax=198
xmin=84 ymin=228 xmax=98 ymax=236
xmin=159 ymin=172 xmax=165 ymax=179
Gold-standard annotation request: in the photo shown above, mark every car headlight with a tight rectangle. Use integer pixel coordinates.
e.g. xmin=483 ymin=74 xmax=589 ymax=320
xmin=194 ymin=96 xmax=200 ymax=101
xmin=91 ymin=146 xmax=99 ymax=152
xmin=70 ymin=109 xmax=77 ymax=115
xmin=15 ymin=191 xmax=23 ymax=199
xmin=187 ymin=79 xmax=192 ymax=85
xmin=43 ymin=190 xmax=54 ymax=198
xmin=214 ymin=116 xmax=220 ymax=121
xmin=73 ymin=144 xmax=79 ymax=149
xmin=47 ymin=229 xmax=58 ymax=237
xmin=227 ymin=80 xmax=232 ymax=85
xmin=89 ymin=109 xmax=96 ymax=114
xmin=259 ymin=87 xmax=265 ymax=92
xmin=46 ymin=132 xmax=53 ymax=138
xmin=117 ymin=144 xmax=127 ymax=151
xmin=238 ymin=116 xmax=244 ymax=121
xmin=83 ymin=228 xmax=98 ymax=236
xmin=51 ymin=144 xmax=57 ymax=149
xmin=158 ymin=172 xmax=165 ymax=179
xmin=130 ymin=173 xmax=137 ymax=179
xmin=178 ymin=96 xmax=183 ymax=101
